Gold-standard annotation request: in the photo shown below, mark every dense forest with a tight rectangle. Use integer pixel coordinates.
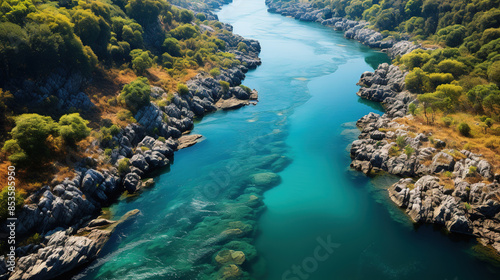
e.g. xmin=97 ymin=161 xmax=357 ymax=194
xmin=0 ymin=0 xmax=248 ymax=204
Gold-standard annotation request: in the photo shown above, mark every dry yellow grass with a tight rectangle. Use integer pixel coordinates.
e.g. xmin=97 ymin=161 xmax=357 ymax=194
xmin=395 ymin=113 xmax=500 ymax=175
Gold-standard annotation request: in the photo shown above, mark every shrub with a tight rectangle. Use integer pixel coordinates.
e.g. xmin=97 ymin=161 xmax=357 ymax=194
xmin=442 ymin=116 xmax=453 ymax=127
xmin=177 ymin=83 xmax=189 ymax=95
xmin=3 ymin=114 xmax=58 ymax=164
xmin=220 ymin=81 xmax=230 ymax=94
xmin=396 ymin=136 xmax=406 ymax=148
xmin=117 ymin=158 xmax=130 ymax=175
xmin=130 ymin=49 xmax=153 ymax=74
xmin=237 ymin=42 xmax=248 ymax=52
xmin=0 ymin=187 xmax=24 ymax=221
xmin=458 ymin=122 xmax=471 ymax=137
xmin=468 ymin=166 xmax=477 ymax=175
xmin=404 ymin=145 xmax=415 ymax=157
xmin=464 ymin=202 xmax=472 ymax=211
xmin=119 ymin=77 xmax=151 ymax=113
xmin=109 ymin=125 xmax=121 ymax=136
xmin=157 ymin=136 xmax=166 ymax=142
xmin=104 ymin=148 xmax=112 ymax=156
xmin=240 ymin=85 xmax=251 ymax=93
xmin=58 ymin=113 xmax=91 ymax=146
xmin=408 ymin=103 xmax=416 ymax=115
xmin=444 ymin=171 xmax=452 ymax=177
xmin=195 ymin=13 xmax=207 ymax=21
xmin=389 ymin=145 xmax=400 ymax=157
xmin=209 ymin=68 xmax=220 ymax=77
xmin=117 ymin=109 xmax=136 ymax=123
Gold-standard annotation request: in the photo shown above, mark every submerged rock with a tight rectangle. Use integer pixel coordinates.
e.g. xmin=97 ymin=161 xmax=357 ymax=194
xmin=177 ymin=134 xmax=203 ymax=150
xmin=248 ymin=172 xmax=281 ymax=188
xmin=215 ymin=250 xmax=246 ymax=265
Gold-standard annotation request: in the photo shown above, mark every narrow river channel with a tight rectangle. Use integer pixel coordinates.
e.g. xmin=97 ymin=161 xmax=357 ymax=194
xmin=77 ymin=0 xmax=500 ymax=279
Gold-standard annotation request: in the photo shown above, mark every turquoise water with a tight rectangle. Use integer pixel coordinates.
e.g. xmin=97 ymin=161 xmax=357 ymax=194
xmin=77 ymin=0 xmax=500 ymax=279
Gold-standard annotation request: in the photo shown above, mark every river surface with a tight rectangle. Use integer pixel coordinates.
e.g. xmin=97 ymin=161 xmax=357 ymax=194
xmin=77 ymin=0 xmax=500 ymax=279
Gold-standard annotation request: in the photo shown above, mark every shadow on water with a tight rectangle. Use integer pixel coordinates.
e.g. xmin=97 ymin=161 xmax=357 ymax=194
xmin=364 ymin=51 xmax=392 ymax=69
xmin=357 ymin=96 xmax=385 ymax=113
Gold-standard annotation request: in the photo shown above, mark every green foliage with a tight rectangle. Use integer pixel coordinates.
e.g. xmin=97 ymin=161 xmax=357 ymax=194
xmin=396 ymin=135 xmax=406 ymax=148
xmin=404 ymin=145 xmax=415 ymax=157
xmin=119 ymin=77 xmax=151 ymax=113
xmin=437 ymin=25 xmax=466 ymax=47
xmin=117 ymin=109 xmax=136 ymax=123
xmin=405 ymin=68 xmax=432 ymax=94
xmin=125 ymin=0 xmax=166 ymax=25
xmin=240 ymin=85 xmax=252 ymax=93
xmin=130 ymin=49 xmax=153 ymax=74
xmin=389 ymin=145 xmax=400 ymax=157
xmin=0 ymin=187 xmax=24 ymax=221
xmin=488 ymin=61 xmax=500 ymax=86
xmin=209 ymin=68 xmax=220 ymax=77
xmin=429 ymin=73 xmax=454 ymax=88
xmin=117 ymin=157 xmax=130 ymax=175
xmin=162 ymin=37 xmax=181 ymax=57
xmin=437 ymin=59 xmax=468 ymax=78
xmin=4 ymin=114 xmax=58 ymax=163
xmin=468 ymin=165 xmax=477 ymax=175
xmin=408 ymin=103 xmax=416 ymax=115
xmin=464 ymin=202 xmax=472 ymax=210
xmin=157 ymin=136 xmax=166 ymax=142
xmin=237 ymin=42 xmax=248 ymax=52
xmin=458 ymin=122 xmax=471 ymax=137
xmin=170 ymin=24 xmax=198 ymax=40
xmin=177 ymin=83 xmax=189 ymax=95
xmin=219 ymin=80 xmax=230 ymax=94
xmin=467 ymin=83 xmax=500 ymax=115
xmin=442 ymin=116 xmax=453 ymax=127
xmin=58 ymin=113 xmax=91 ymax=145
xmin=401 ymin=49 xmax=430 ymax=70
xmin=179 ymin=10 xmax=194 ymax=23
xmin=195 ymin=13 xmax=206 ymax=21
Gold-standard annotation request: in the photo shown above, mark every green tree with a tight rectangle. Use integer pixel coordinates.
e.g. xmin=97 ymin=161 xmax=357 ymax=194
xmin=488 ymin=61 xmax=500 ymax=86
xmin=162 ymin=37 xmax=181 ymax=57
xmin=119 ymin=77 xmax=151 ymax=113
xmin=125 ymin=0 xmax=165 ymax=25
xmin=437 ymin=25 xmax=466 ymax=47
xmin=3 ymin=114 xmax=58 ymax=163
xmin=437 ymin=59 xmax=468 ymax=78
xmin=58 ymin=113 xmax=91 ymax=146
xmin=401 ymin=49 xmax=430 ymax=70
xmin=405 ymin=68 xmax=432 ymax=94
xmin=130 ymin=49 xmax=153 ymax=74
xmin=179 ymin=10 xmax=193 ymax=23
xmin=458 ymin=122 xmax=471 ymax=137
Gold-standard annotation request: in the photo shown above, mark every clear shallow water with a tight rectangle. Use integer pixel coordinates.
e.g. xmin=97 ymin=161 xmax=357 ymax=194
xmin=76 ymin=0 xmax=500 ymax=279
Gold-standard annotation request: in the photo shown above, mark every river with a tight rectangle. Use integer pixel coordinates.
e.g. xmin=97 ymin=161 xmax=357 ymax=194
xmin=76 ymin=0 xmax=500 ymax=279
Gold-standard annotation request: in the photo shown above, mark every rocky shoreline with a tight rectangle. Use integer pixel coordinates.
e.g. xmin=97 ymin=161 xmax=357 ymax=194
xmin=265 ymin=0 xmax=500 ymax=256
xmin=0 ymin=11 xmax=263 ymax=280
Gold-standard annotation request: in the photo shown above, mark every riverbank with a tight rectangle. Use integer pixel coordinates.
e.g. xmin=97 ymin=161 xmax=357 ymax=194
xmin=265 ymin=0 xmax=500 ymax=257
xmin=0 ymin=3 xmax=263 ymax=279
